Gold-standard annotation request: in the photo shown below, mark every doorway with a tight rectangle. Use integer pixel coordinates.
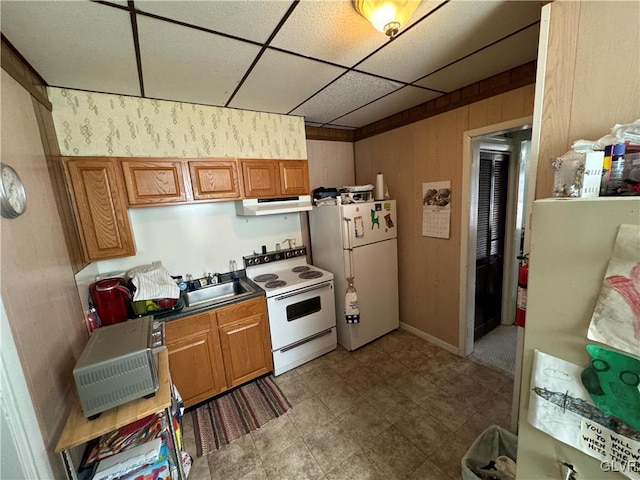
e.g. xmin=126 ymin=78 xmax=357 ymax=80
xmin=474 ymin=146 xmax=511 ymax=340
xmin=459 ymin=118 xmax=532 ymax=364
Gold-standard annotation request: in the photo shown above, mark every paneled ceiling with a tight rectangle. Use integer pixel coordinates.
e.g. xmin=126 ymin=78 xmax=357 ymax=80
xmin=1 ymin=0 xmax=541 ymax=130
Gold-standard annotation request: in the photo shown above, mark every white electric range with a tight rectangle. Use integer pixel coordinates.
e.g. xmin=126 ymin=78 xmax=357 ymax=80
xmin=244 ymin=247 xmax=336 ymax=375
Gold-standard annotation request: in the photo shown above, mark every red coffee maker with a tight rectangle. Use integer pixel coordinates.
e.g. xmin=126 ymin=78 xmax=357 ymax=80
xmin=89 ymin=278 xmax=132 ymax=326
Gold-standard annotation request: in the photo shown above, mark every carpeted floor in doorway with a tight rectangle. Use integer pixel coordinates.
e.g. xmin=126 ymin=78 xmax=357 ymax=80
xmin=191 ymin=376 xmax=291 ymax=456
xmin=469 ymin=325 xmax=517 ymax=378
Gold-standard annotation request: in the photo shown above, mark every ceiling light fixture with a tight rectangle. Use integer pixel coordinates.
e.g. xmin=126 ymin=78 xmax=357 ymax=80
xmin=353 ymin=0 xmax=421 ymax=39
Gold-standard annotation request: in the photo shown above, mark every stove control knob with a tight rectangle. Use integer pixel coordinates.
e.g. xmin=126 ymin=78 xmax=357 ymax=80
xmin=263 ymin=256 xmax=270 ymax=263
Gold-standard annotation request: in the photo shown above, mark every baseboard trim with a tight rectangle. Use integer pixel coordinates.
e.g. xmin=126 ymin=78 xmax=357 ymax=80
xmin=399 ymin=322 xmax=460 ymax=356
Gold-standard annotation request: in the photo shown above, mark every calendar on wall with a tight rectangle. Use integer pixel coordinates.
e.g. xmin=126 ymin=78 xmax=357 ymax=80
xmin=422 ymin=181 xmax=451 ymax=239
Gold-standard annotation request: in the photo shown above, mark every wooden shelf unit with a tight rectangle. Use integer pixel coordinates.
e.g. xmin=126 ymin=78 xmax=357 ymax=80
xmin=55 ymin=350 xmax=184 ymax=480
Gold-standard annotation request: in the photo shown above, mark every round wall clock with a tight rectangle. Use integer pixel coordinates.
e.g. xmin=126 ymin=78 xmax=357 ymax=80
xmin=1 ymin=163 xmax=27 ymax=218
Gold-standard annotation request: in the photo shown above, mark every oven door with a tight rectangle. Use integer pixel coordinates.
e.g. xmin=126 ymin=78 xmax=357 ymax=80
xmin=266 ymin=280 xmax=336 ymax=350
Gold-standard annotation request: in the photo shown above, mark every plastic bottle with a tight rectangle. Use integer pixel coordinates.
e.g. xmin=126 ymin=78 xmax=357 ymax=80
xmin=605 ymin=143 xmax=627 ymax=195
xmin=600 ymin=145 xmax=613 ymax=195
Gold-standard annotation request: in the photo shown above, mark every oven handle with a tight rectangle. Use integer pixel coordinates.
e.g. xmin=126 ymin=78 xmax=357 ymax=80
xmin=279 ymin=329 xmax=334 ymax=353
xmin=274 ymin=281 xmax=333 ymax=301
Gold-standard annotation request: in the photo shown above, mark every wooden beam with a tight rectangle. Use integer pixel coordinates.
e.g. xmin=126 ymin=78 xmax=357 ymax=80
xmin=1 ymin=35 xmax=51 ymax=110
xmin=305 ymin=126 xmax=355 ymax=142
xmin=352 ymin=61 xmax=537 ymax=142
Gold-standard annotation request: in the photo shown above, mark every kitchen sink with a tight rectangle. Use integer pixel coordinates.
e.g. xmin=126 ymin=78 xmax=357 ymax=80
xmin=181 ymin=279 xmax=254 ymax=307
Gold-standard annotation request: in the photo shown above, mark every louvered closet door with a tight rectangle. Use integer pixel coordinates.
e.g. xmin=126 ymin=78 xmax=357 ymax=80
xmin=474 ymin=151 xmax=509 ymax=339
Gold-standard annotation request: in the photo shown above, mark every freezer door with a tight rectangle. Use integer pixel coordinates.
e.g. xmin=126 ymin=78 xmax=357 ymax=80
xmin=341 ymin=200 xmax=397 ymax=248
xmin=339 ymin=238 xmax=399 ymax=350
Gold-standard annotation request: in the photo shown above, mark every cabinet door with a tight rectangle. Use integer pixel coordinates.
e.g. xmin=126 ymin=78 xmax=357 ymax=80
xmin=189 ymin=160 xmax=241 ymax=200
xmin=165 ymin=311 xmax=227 ymax=407
xmin=121 ymin=160 xmax=190 ymax=205
xmin=240 ymin=160 xmax=279 ymax=198
xmin=217 ymin=297 xmax=273 ymax=388
xmin=64 ymin=157 xmax=135 ymax=262
xmin=279 ymin=160 xmax=309 ymax=196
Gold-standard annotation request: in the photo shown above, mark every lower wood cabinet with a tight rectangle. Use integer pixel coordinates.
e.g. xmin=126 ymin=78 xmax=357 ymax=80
xmin=164 ymin=311 xmax=227 ymax=407
xmin=165 ymin=296 xmax=272 ymax=407
xmin=217 ymin=297 xmax=273 ymax=388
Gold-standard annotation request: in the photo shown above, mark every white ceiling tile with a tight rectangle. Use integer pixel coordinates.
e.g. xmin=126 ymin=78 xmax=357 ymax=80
xmin=228 ymin=50 xmax=346 ymax=114
xmin=291 ymin=71 xmax=403 ymax=124
xmin=136 ymin=0 xmax=292 ymax=44
xmin=358 ymin=0 xmax=541 ymax=83
xmin=271 ymin=0 xmax=441 ymax=67
xmin=334 ymin=86 xmax=441 ymax=128
xmin=137 ymin=15 xmax=261 ymax=106
xmin=1 ymin=1 xmax=140 ymax=95
xmin=415 ymin=25 xmax=540 ymax=92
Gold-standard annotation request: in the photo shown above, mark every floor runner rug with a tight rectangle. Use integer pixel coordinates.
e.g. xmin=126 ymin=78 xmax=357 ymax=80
xmin=191 ymin=376 xmax=291 ymax=455
xmin=469 ymin=324 xmax=517 ymax=378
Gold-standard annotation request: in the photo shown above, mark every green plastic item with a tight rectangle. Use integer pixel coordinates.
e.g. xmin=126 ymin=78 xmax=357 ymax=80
xmin=581 ymin=344 xmax=640 ymax=430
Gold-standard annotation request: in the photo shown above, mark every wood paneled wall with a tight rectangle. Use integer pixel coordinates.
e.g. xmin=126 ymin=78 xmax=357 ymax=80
xmin=354 ymin=85 xmax=535 ymax=348
xmin=1 ymin=70 xmax=87 ymax=477
xmin=534 ymin=0 xmax=640 ymax=199
xmin=306 ymin=140 xmax=355 ymax=190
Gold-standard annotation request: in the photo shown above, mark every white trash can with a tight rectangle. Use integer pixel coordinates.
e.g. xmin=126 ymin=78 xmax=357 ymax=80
xmin=461 ymin=425 xmax=518 ymax=480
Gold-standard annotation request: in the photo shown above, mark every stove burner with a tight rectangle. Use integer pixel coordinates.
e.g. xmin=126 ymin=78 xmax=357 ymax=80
xmin=292 ymin=266 xmax=310 ymax=273
xmin=299 ymin=270 xmax=323 ymax=279
xmin=254 ymin=274 xmax=278 ymax=283
xmin=265 ymin=280 xmax=287 ymax=289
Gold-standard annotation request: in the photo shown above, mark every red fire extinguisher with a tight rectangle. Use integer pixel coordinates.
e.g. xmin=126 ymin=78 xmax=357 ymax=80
xmin=515 ymin=254 xmax=529 ymax=327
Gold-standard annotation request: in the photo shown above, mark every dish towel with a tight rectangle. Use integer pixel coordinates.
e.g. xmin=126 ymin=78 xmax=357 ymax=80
xmin=128 ymin=264 xmax=180 ymax=301
xmin=345 ymin=278 xmax=360 ymax=324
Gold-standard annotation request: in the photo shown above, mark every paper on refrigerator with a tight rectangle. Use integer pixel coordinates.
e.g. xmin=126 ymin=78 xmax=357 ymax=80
xmin=528 ymin=350 xmax=640 ymax=480
xmin=587 ymin=224 xmax=640 ymax=357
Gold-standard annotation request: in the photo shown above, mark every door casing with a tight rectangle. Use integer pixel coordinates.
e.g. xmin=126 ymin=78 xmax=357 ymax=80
xmin=459 ymin=116 xmax=533 ymax=358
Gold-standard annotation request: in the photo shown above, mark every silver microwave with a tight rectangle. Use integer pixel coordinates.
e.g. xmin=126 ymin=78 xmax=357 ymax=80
xmin=73 ymin=316 xmax=165 ymax=419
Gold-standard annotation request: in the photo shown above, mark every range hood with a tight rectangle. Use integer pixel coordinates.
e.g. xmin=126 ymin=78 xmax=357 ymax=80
xmin=235 ymin=195 xmax=312 ymax=216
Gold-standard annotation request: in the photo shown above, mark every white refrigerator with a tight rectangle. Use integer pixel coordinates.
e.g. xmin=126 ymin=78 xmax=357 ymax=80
xmin=517 ymin=197 xmax=640 ymax=479
xmin=309 ymin=200 xmax=399 ymax=351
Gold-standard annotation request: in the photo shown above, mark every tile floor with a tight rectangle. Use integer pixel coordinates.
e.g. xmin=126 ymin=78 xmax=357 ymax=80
xmin=182 ymin=329 xmax=514 ymax=480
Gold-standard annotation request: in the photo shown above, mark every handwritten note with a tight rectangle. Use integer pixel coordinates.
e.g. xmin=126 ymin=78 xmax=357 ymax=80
xmin=580 ymin=420 xmax=640 ymax=479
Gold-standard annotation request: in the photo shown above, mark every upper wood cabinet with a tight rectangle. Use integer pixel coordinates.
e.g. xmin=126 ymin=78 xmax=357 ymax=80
xmin=240 ymin=159 xmax=309 ymax=198
xmin=121 ymin=159 xmax=190 ymax=206
xmin=279 ymin=160 xmax=309 ymax=196
xmin=63 ymin=157 xmax=135 ymax=262
xmin=189 ymin=160 xmax=242 ymax=200
xmin=240 ymin=160 xmax=280 ymax=198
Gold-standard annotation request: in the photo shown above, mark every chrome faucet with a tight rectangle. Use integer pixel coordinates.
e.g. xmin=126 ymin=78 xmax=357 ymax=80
xmin=282 ymin=238 xmax=296 ymax=249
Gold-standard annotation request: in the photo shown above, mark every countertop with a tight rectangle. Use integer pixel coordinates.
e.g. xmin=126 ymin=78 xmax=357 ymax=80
xmin=150 ymin=271 xmax=265 ymax=323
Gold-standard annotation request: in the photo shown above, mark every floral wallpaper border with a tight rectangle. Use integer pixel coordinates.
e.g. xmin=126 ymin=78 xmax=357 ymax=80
xmin=48 ymin=88 xmax=307 ymax=159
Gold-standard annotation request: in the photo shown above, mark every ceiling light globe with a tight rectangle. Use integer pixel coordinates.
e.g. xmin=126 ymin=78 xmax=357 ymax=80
xmin=353 ymin=0 xmax=421 ymax=38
